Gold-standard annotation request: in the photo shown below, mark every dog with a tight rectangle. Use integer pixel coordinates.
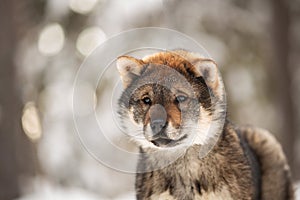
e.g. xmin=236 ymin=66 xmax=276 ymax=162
xmin=117 ymin=50 xmax=294 ymax=200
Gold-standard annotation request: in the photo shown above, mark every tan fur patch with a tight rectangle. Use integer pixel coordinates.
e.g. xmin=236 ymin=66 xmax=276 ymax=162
xmin=143 ymin=52 xmax=192 ymax=76
xmin=144 ymin=110 xmax=150 ymax=127
xmin=166 ymin=104 xmax=181 ymax=129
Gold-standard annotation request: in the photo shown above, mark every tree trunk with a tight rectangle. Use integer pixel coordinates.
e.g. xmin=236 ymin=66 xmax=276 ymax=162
xmin=0 ymin=0 xmax=37 ymax=199
xmin=270 ymin=0 xmax=298 ymax=179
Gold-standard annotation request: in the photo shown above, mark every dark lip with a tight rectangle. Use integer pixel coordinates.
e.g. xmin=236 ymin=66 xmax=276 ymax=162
xmin=150 ymin=134 xmax=187 ymax=147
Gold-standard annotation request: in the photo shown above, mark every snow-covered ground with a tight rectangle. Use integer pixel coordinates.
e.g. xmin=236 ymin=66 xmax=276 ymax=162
xmin=18 ymin=178 xmax=135 ymax=200
xmin=17 ymin=179 xmax=300 ymax=200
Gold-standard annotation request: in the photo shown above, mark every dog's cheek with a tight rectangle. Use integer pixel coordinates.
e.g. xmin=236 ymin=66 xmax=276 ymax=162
xmin=166 ymin=104 xmax=181 ymax=129
xmin=130 ymin=103 xmax=150 ymax=126
xmin=132 ymin=109 xmax=143 ymax=124
xmin=143 ymin=124 xmax=153 ymax=141
xmin=183 ymin=100 xmax=200 ymax=122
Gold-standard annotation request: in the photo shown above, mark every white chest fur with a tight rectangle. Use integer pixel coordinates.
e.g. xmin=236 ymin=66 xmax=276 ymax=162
xmin=150 ymin=190 xmax=174 ymax=200
xmin=149 ymin=186 xmax=233 ymax=200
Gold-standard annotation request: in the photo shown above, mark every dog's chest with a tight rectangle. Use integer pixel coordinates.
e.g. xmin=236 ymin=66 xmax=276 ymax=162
xmin=143 ymin=152 xmax=234 ymax=200
xmin=149 ymin=187 xmax=233 ymax=200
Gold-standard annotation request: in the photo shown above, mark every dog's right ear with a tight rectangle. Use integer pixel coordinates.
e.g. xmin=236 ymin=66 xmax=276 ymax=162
xmin=117 ymin=56 xmax=145 ymax=88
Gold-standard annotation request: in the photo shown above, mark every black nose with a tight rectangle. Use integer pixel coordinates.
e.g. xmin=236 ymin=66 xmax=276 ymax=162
xmin=150 ymin=119 xmax=166 ymax=134
xmin=149 ymin=104 xmax=167 ymax=135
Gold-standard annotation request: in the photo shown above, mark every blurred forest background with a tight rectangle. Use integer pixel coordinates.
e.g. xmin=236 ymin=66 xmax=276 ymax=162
xmin=0 ymin=0 xmax=299 ymax=199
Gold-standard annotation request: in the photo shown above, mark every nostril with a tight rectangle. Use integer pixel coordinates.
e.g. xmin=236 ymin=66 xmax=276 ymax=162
xmin=150 ymin=119 xmax=166 ymax=134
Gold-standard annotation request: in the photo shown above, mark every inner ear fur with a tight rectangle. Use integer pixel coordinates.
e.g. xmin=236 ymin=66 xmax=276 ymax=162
xmin=191 ymin=59 xmax=218 ymax=86
xmin=116 ymin=55 xmax=145 ymax=88
xmin=190 ymin=58 xmax=223 ymax=99
xmin=171 ymin=49 xmax=223 ymax=99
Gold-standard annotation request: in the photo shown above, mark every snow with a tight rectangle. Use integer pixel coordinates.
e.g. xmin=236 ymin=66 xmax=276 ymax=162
xmin=296 ymin=182 xmax=300 ymax=200
xmin=17 ymin=178 xmax=135 ymax=200
xmin=18 ymin=178 xmax=104 ymax=200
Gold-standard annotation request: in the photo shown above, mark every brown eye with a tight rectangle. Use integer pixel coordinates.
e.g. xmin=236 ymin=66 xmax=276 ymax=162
xmin=176 ymin=95 xmax=188 ymax=103
xmin=142 ymin=97 xmax=152 ymax=105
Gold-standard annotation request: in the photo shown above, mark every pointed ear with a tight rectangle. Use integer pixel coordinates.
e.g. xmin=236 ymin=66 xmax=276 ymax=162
xmin=191 ymin=58 xmax=223 ymax=98
xmin=116 ymin=56 xmax=145 ymax=88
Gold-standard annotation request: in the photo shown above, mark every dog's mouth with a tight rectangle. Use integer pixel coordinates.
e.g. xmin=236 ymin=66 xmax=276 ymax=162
xmin=150 ymin=135 xmax=187 ymax=147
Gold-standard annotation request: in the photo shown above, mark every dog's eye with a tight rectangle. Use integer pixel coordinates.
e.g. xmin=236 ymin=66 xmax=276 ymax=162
xmin=142 ymin=97 xmax=152 ymax=105
xmin=176 ymin=95 xmax=188 ymax=103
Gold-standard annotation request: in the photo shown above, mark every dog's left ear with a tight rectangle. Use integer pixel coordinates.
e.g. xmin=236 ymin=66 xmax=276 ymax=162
xmin=190 ymin=58 xmax=223 ymax=98
xmin=117 ymin=56 xmax=145 ymax=88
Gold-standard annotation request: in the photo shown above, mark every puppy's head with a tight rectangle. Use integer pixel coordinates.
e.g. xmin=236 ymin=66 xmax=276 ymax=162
xmin=117 ymin=50 xmax=226 ymax=149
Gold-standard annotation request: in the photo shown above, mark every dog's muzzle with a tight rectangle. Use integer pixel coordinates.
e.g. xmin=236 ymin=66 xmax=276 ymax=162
xmin=149 ymin=104 xmax=167 ymax=137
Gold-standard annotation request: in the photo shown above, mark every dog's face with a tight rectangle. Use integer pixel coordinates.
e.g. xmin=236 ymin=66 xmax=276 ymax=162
xmin=117 ymin=50 xmax=225 ymax=149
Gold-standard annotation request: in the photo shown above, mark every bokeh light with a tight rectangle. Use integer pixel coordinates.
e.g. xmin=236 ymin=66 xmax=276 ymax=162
xmin=76 ymin=27 xmax=106 ymax=56
xmin=38 ymin=23 xmax=65 ymax=56
xmin=69 ymin=0 xmax=98 ymax=14
xmin=21 ymin=102 xmax=42 ymax=142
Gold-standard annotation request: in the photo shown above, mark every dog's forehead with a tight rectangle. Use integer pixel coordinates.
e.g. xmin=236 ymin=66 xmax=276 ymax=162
xmin=136 ymin=64 xmax=194 ymax=94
